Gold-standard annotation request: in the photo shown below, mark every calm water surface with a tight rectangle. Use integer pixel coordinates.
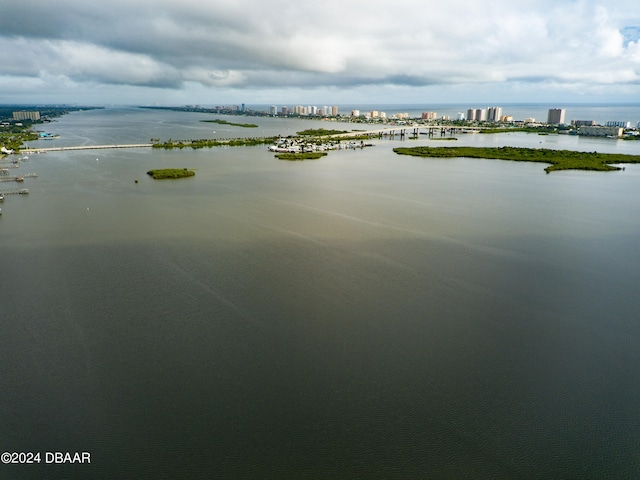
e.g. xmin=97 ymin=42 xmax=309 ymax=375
xmin=2 ymin=108 xmax=640 ymax=479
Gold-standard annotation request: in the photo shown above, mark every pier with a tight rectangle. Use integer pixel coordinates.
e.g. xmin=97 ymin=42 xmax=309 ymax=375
xmin=0 ymin=188 xmax=29 ymax=195
xmin=0 ymin=173 xmax=38 ymax=182
xmin=330 ymin=125 xmax=485 ymax=140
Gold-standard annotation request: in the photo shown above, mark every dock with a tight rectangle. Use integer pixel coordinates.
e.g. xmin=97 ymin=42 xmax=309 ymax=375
xmin=0 ymin=188 xmax=29 ymax=195
xmin=0 ymin=173 xmax=38 ymax=182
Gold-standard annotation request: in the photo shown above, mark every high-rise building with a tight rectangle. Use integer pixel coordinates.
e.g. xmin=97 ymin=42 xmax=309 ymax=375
xmin=269 ymin=105 xmax=277 ymax=116
xmin=547 ymin=108 xmax=566 ymax=124
xmin=351 ymin=109 xmax=360 ymax=117
xmin=475 ymin=108 xmax=487 ymax=122
xmin=487 ymin=107 xmax=503 ymax=122
xmin=421 ymin=112 xmax=437 ymax=120
xmin=13 ymin=111 xmax=40 ymax=121
xmin=466 ymin=109 xmax=476 ymax=121
xmin=281 ymin=106 xmax=288 ymax=116
xmin=331 ymin=106 xmax=338 ymax=116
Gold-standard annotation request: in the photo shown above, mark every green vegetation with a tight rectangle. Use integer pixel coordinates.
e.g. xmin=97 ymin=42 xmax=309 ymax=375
xmin=200 ymin=119 xmax=258 ymax=128
xmin=275 ymin=152 xmax=328 ymax=161
xmin=152 ymin=137 xmax=278 ymax=149
xmin=1 ymin=126 xmax=39 ymax=153
xmin=296 ymin=128 xmax=348 ymax=136
xmin=393 ymin=146 xmax=640 ymax=173
xmin=479 ymin=126 xmax=559 ymax=135
xmin=147 ymin=168 xmax=196 ymax=179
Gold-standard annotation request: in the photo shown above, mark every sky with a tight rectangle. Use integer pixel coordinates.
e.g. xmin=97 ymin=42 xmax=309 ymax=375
xmin=1 ymin=0 xmax=640 ymax=106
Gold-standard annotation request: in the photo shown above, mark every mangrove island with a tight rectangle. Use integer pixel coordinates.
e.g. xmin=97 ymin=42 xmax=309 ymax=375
xmin=275 ymin=152 xmax=328 ymax=161
xmin=393 ymin=146 xmax=640 ymax=172
xmin=147 ymin=168 xmax=196 ymax=179
xmin=200 ymin=119 xmax=258 ymax=128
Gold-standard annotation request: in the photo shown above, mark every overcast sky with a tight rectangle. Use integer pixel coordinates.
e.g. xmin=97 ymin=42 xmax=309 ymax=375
xmin=1 ymin=0 xmax=640 ymax=106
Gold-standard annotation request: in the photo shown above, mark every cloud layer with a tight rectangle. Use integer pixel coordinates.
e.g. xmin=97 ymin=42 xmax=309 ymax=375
xmin=2 ymin=0 xmax=640 ymax=103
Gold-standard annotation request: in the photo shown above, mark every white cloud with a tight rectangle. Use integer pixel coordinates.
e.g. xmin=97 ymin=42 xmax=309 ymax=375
xmin=2 ymin=0 xmax=640 ymax=103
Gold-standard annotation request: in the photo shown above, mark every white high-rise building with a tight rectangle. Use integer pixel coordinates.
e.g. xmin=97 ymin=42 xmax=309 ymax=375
xmin=467 ymin=109 xmax=476 ymax=121
xmin=487 ymin=107 xmax=503 ymax=122
xmin=475 ymin=108 xmax=487 ymax=122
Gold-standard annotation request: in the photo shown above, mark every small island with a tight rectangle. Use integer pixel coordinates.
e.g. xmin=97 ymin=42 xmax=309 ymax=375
xmin=275 ymin=152 xmax=328 ymax=161
xmin=147 ymin=168 xmax=196 ymax=179
xmin=296 ymin=128 xmax=349 ymax=136
xmin=393 ymin=146 xmax=640 ymax=172
xmin=200 ymin=119 xmax=258 ymax=128
xmin=152 ymin=137 xmax=277 ymax=149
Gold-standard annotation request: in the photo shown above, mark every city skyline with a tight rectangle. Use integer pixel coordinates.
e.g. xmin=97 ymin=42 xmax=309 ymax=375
xmin=1 ymin=1 xmax=640 ymax=106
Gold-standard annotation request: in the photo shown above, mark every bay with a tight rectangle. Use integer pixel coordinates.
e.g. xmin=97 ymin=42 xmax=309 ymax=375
xmin=2 ymin=107 xmax=640 ymax=479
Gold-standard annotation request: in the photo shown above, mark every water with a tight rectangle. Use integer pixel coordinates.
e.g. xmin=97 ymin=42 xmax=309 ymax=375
xmin=2 ymin=107 xmax=640 ymax=479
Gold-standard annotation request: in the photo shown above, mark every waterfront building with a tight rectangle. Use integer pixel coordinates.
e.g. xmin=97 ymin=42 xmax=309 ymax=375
xmin=475 ymin=109 xmax=487 ymax=122
xmin=466 ymin=109 xmax=476 ymax=121
xmin=547 ymin=108 xmax=566 ymax=124
xmin=487 ymin=107 xmax=503 ymax=122
xmin=606 ymin=121 xmax=631 ymax=128
xmin=12 ymin=111 xmax=40 ymax=121
xmin=422 ymin=112 xmax=437 ymax=120
xmin=331 ymin=106 xmax=339 ymax=116
xmin=457 ymin=112 xmax=465 ymax=121
xmin=579 ymin=126 xmax=624 ymax=137
xmin=524 ymin=117 xmax=536 ymax=124
xmin=281 ymin=106 xmax=288 ymax=116
xmin=572 ymin=120 xmax=596 ymax=127
xmin=351 ymin=110 xmax=360 ymax=117
xmin=269 ymin=105 xmax=277 ymax=116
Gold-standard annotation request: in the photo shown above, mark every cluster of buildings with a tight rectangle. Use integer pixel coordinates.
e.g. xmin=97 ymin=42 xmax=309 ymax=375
xmin=349 ymin=110 xmax=411 ymax=120
xmin=270 ymin=105 xmax=339 ymax=117
xmin=545 ymin=108 xmax=638 ymax=137
xmin=465 ymin=107 xmax=508 ymax=122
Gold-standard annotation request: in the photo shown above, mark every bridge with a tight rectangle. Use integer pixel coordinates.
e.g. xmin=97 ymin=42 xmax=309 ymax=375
xmin=21 ymin=143 xmax=153 ymax=153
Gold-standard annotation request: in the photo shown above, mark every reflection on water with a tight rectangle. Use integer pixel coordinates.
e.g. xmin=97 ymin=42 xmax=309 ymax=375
xmin=2 ymin=108 xmax=640 ymax=479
